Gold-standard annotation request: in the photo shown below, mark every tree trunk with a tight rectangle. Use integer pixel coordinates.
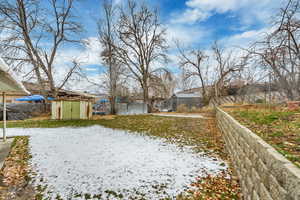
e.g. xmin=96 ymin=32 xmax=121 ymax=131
xmin=214 ymin=83 xmax=219 ymax=105
xmin=110 ymin=96 xmax=116 ymax=114
xmin=109 ymin=69 xmax=117 ymax=114
xmin=2 ymin=92 xmax=6 ymax=142
xmin=142 ymin=85 xmax=152 ymax=113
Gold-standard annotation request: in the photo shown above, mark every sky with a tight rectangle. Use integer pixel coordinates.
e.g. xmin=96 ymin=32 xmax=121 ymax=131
xmin=35 ymin=0 xmax=286 ymax=92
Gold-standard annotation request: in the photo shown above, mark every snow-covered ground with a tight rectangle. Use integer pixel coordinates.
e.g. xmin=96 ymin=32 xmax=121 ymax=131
xmin=7 ymin=126 xmax=227 ymax=199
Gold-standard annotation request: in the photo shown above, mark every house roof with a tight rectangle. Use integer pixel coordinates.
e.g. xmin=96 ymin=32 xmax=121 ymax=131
xmin=176 ymin=86 xmax=213 ymax=96
xmin=177 ymin=87 xmax=202 ymax=94
xmin=174 ymin=87 xmax=202 ymax=98
xmin=0 ymin=58 xmax=29 ymax=95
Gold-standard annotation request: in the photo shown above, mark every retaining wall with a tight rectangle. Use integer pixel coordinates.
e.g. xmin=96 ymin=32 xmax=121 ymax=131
xmin=216 ymin=107 xmax=300 ymax=200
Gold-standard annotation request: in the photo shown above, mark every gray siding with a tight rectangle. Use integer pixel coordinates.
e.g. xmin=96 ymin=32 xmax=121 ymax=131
xmin=171 ymin=97 xmax=202 ymax=111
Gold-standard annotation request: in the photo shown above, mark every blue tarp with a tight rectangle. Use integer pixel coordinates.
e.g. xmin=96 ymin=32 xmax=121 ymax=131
xmin=15 ymin=95 xmax=53 ymax=102
xmin=16 ymin=95 xmax=45 ymax=101
xmin=97 ymin=99 xmax=109 ymax=103
xmin=47 ymin=97 xmax=55 ymax=101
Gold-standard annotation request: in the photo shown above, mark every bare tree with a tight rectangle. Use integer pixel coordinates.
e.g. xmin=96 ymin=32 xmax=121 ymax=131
xmin=248 ymin=0 xmax=300 ymax=100
xmin=149 ymin=69 xmax=175 ymax=99
xmin=0 ymin=0 xmax=83 ymax=97
xmin=114 ymin=0 xmax=168 ymax=112
xmin=177 ymin=44 xmax=210 ymax=104
xmin=177 ymin=69 xmax=196 ymax=91
xmin=211 ymin=42 xmax=247 ymax=104
xmin=98 ymin=0 xmax=124 ymax=114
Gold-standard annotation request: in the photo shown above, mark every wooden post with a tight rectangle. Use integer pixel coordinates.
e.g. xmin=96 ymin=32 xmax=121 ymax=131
xmin=2 ymin=92 xmax=6 ymax=142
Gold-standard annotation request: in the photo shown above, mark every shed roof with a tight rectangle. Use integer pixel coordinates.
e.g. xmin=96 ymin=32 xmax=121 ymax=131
xmin=22 ymin=82 xmax=95 ymax=100
xmin=174 ymin=93 xmax=201 ymax=98
xmin=0 ymin=58 xmax=29 ymax=94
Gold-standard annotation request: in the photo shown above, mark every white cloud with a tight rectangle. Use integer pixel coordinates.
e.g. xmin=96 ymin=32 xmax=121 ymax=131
xmin=55 ymin=37 xmax=102 ymax=67
xmin=171 ymin=9 xmax=209 ymax=24
xmin=171 ymin=0 xmax=283 ymax=25
xmin=165 ymin=24 xmax=209 ymax=48
xmin=113 ymin=0 xmax=123 ymax=5
xmin=85 ymin=67 xmax=98 ymax=72
xmin=186 ymin=0 xmax=244 ymax=13
xmin=220 ymin=26 xmax=275 ymax=48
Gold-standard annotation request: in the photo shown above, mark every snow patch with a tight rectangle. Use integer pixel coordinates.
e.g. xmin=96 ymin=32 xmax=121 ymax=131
xmin=7 ymin=126 xmax=227 ymax=199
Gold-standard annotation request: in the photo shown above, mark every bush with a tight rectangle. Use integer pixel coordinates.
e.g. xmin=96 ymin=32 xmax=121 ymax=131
xmin=177 ymin=104 xmax=189 ymax=113
xmin=190 ymin=106 xmax=202 ymax=113
xmin=255 ymin=99 xmax=265 ymax=104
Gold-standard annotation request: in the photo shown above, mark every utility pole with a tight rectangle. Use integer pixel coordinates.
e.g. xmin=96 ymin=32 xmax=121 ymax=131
xmin=2 ymin=92 xmax=6 ymax=142
xmin=268 ymin=72 xmax=271 ymax=109
xmin=264 ymin=80 xmax=267 ymax=105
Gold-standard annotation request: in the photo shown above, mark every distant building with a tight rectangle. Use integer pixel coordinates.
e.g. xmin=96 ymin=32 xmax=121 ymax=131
xmin=159 ymin=88 xmax=203 ymax=111
xmin=170 ymin=92 xmax=202 ymax=111
xmin=92 ymin=93 xmax=109 ymax=103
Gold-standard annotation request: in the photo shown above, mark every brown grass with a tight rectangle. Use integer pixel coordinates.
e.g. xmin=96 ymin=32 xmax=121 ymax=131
xmin=226 ymin=105 xmax=300 ymax=168
xmin=0 ymin=137 xmax=35 ymax=200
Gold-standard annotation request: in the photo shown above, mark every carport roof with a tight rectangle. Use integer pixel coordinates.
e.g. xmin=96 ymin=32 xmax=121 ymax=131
xmin=0 ymin=58 xmax=29 ymax=94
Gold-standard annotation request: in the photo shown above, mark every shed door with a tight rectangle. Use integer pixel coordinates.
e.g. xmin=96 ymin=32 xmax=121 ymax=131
xmin=62 ymin=101 xmax=72 ymax=119
xmin=87 ymin=102 xmax=91 ymax=119
xmin=71 ymin=101 xmax=80 ymax=119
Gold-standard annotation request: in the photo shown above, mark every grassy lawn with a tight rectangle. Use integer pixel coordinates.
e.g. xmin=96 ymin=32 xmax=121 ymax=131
xmin=0 ymin=115 xmax=242 ymax=199
xmin=227 ymin=106 xmax=300 ymax=168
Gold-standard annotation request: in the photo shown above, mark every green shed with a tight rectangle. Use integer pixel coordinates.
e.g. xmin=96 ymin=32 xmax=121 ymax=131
xmin=51 ymin=100 xmax=92 ymax=120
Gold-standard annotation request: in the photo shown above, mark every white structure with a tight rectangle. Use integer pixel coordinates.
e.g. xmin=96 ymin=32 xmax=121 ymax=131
xmin=0 ymin=58 xmax=29 ymax=141
xmin=51 ymin=100 xmax=92 ymax=120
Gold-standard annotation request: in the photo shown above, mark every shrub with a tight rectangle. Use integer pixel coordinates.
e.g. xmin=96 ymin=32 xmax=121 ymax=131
xmin=177 ymin=104 xmax=189 ymax=113
xmin=255 ymin=99 xmax=265 ymax=104
xmin=190 ymin=106 xmax=202 ymax=113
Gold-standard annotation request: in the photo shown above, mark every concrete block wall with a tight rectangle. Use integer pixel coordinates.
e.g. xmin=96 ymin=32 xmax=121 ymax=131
xmin=216 ymin=107 xmax=300 ymax=200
